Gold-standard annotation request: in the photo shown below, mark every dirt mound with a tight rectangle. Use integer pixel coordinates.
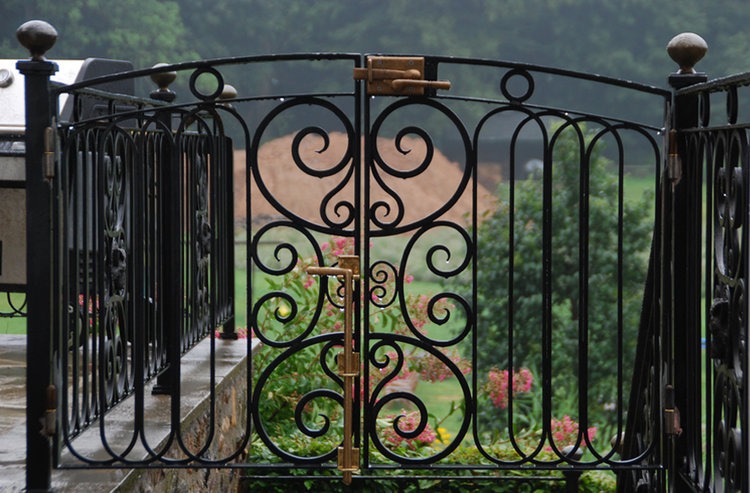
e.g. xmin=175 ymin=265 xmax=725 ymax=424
xmin=233 ymin=132 xmax=496 ymax=228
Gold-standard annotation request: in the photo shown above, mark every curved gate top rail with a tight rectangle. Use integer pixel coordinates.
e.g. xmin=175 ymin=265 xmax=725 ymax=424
xmin=18 ymin=21 xmax=733 ymax=493
xmin=50 ymin=52 xmax=670 ymax=129
xmin=52 ymin=51 xmax=670 ymax=94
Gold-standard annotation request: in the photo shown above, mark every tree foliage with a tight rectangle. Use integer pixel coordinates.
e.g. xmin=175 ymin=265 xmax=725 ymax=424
xmin=470 ymin=123 xmax=652 ymax=423
xmin=4 ymin=0 xmax=750 ymax=79
xmin=3 ymin=0 xmax=749 ymax=126
xmin=1 ymin=0 xmax=197 ymax=68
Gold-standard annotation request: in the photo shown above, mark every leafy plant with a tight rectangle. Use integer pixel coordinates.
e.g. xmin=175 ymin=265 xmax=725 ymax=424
xmin=247 ymin=235 xmax=471 ymax=457
xmin=468 ymin=122 xmax=653 ymax=428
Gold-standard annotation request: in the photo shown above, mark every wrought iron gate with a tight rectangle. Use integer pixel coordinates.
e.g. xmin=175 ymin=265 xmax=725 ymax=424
xmin=241 ymin=54 xmax=668 ymax=491
xmin=18 ymin=23 xmax=744 ymax=492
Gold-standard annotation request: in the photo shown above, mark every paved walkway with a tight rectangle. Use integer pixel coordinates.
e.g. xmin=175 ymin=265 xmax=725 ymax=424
xmin=0 ymin=335 xmax=26 ymax=492
xmin=0 ymin=334 xmax=155 ymax=491
xmin=0 ymin=334 xmax=249 ymax=492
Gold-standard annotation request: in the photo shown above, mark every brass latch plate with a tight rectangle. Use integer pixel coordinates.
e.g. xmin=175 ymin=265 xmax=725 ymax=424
xmin=353 ymin=56 xmax=451 ymax=96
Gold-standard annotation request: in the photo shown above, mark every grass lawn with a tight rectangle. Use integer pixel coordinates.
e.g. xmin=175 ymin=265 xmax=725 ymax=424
xmin=0 ymin=293 xmax=26 ymax=334
xmin=0 ymin=317 xmax=26 ymax=334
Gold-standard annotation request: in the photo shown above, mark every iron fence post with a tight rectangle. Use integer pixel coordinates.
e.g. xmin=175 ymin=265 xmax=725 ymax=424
xmin=16 ymin=20 xmax=59 ymax=493
xmin=665 ymin=32 xmax=708 ymax=491
xmin=218 ymin=134 xmax=237 ymax=339
xmin=563 ymin=446 xmax=584 ymax=492
xmin=148 ymin=67 xmax=180 ymax=396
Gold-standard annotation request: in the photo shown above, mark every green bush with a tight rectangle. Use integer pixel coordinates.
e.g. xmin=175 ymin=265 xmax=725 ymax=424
xmin=468 ymin=122 xmax=653 ymax=427
xmin=244 ymin=439 xmax=617 ymax=492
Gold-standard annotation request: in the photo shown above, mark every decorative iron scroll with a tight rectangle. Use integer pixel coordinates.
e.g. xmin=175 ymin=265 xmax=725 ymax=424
xmin=0 ymin=292 xmax=26 ymax=317
xmin=708 ymin=126 xmax=747 ymax=493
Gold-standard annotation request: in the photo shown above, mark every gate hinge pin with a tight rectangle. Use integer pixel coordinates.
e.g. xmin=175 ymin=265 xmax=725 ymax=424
xmin=664 ymin=384 xmax=681 ymax=437
xmin=667 ymin=129 xmax=681 ymax=185
xmin=43 ymin=126 xmax=55 ymax=180
xmin=41 ymin=384 xmax=57 ymax=437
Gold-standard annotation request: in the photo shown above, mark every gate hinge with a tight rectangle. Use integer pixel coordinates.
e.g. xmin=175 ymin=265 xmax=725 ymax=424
xmin=667 ymin=130 xmax=681 ymax=184
xmin=40 ymin=384 xmax=57 ymax=437
xmin=663 ymin=384 xmax=681 ymax=437
xmin=43 ymin=126 xmax=55 ymax=180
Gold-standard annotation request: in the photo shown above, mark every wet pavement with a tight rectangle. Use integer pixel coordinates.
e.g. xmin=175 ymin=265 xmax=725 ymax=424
xmin=0 ymin=334 xmax=250 ymax=492
xmin=0 ymin=335 xmax=29 ymax=492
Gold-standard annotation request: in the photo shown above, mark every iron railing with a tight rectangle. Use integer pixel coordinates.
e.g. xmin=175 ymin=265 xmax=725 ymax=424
xmin=18 ymin=20 xmax=749 ymax=493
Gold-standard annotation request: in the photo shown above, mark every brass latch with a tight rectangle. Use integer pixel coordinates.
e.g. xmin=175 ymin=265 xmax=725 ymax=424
xmin=307 ymin=255 xmax=361 ymax=485
xmin=353 ymin=56 xmax=451 ymax=96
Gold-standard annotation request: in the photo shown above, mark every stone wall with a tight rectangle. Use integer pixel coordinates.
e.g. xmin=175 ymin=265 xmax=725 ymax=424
xmin=113 ymin=344 xmax=249 ymax=493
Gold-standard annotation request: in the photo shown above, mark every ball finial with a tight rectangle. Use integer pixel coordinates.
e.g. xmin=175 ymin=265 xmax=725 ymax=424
xmin=667 ymin=32 xmax=708 ymax=74
xmin=150 ymin=63 xmax=177 ymax=91
xmin=150 ymin=63 xmax=177 ymax=102
xmin=16 ymin=20 xmax=58 ymax=61
xmin=220 ymin=84 xmax=237 ymax=100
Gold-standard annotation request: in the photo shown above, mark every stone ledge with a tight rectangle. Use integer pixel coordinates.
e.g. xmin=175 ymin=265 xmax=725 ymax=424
xmin=0 ymin=334 xmax=254 ymax=492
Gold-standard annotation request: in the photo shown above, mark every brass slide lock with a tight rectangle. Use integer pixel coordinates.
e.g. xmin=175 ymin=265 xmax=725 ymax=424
xmin=306 ymin=255 xmax=361 ymax=485
xmin=353 ymin=56 xmax=451 ymax=96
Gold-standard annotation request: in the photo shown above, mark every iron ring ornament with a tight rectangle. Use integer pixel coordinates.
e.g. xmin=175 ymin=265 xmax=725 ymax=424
xmin=500 ymin=68 xmax=535 ymax=103
xmin=188 ymin=66 xmax=225 ymax=101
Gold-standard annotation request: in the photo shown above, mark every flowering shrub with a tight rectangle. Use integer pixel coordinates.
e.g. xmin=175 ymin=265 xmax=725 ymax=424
xmin=379 ymin=410 xmax=437 ymax=451
xmin=251 ymin=235 xmax=471 ymax=451
xmin=548 ymin=415 xmax=597 ymax=452
xmin=78 ymin=294 xmax=99 ymax=328
xmin=485 ymin=367 xmax=534 ymax=409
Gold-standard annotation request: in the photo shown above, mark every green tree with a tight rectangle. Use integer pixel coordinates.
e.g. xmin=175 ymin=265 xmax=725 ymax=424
xmin=1 ymin=0 xmax=197 ymax=68
xmin=471 ymin=122 xmax=652 ymax=424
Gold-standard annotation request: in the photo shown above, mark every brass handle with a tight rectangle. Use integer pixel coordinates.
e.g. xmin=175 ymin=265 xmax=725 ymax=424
xmin=306 ymin=255 xmax=360 ymax=485
xmin=391 ymin=78 xmax=451 ymax=91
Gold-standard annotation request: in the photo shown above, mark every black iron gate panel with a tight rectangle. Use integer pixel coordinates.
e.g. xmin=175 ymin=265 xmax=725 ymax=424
xmin=668 ymin=72 xmax=750 ymax=493
xmin=52 ymin=78 xmax=237 ymax=458
xmin=26 ymin=50 xmax=674 ymax=489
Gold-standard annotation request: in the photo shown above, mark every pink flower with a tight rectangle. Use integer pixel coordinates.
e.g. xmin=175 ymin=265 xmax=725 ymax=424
xmin=321 ymin=241 xmax=329 ymax=251
xmin=547 ymin=415 xmax=597 ymax=452
xmin=213 ymin=326 xmax=251 ymax=339
xmin=78 ymin=294 xmax=99 ymax=327
xmin=415 ymin=350 xmax=471 ymax=383
xmin=405 ymin=274 xmax=414 ymax=284
xmin=485 ymin=367 xmax=534 ymax=409
xmin=303 ymin=276 xmax=315 ymax=289
xmin=334 ymin=237 xmax=348 ymax=250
